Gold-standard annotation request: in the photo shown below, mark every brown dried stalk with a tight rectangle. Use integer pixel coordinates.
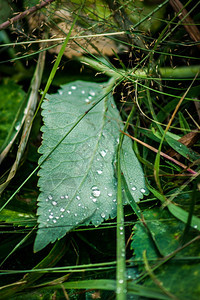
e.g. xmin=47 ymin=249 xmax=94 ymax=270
xmin=0 ymin=0 xmax=55 ymax=31
xmin=170 ymin=0 xmax=200 ymax=49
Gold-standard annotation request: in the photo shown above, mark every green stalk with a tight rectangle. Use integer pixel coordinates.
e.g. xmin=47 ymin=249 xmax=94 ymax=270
xmin=116 ymin=136 xmax=127 ymax=299
xmin=116 ymin=100 xmax=137 ymax=299
xmin=79 ymin=56 xmax=200 ymax=79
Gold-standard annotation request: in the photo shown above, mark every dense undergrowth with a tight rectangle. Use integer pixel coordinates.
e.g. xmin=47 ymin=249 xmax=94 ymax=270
xmin=0 ymin=0 xmax=200 ymax=299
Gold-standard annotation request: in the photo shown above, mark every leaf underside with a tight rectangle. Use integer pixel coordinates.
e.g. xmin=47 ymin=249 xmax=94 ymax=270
xmin=34 ymin=80 xmax=148 ymax=252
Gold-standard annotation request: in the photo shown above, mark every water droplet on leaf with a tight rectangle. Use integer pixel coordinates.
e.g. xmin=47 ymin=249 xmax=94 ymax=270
xmin=92 ymin=188 xmax=101 ymax=198
xmin=89 ymin=90 xmax=95 ymax=96
xmin=100 ymin=150 xmax=107 ymax=157
xmin=101 ymin=213 xmax=106 ymax=218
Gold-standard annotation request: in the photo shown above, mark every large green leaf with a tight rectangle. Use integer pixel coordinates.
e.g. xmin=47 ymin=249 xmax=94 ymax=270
xmin=34 ymin=80 xmax=148 ymax=252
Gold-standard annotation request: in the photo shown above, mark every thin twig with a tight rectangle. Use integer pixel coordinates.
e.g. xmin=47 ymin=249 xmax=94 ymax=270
xmin=120 ymin=131 xmax=197 ymax=175
xmin=0 ymin=0 xmax=55 ymax=31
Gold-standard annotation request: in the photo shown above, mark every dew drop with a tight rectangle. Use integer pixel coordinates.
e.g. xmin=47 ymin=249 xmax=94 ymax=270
xmin=113 ymin=199 xmax=116 ymax=202
xmin=74 ymin=213 xmax=78 ymax=217
xmin=67 ymin=210 xmax=70 ymax=213
xmin=92 ymin=198 xmax=97 ymax=203
xmin=97 ymin=170 xmax=103 ymax=174
xmin=71 ymin=86 xmax=76 ymax=90
xmin=119 ymin=226 xmax=123 ymax=230
xmin=131 ymin=186 xmax=136 ymax=191
xmin=58 ymin=90 xmax=63 ymax=95
xmin=53 ymin=220 xmax=57 ymax=223
xmin=100 ymin=150 xmax=107 ymax=157
xmin=68 ymin=91 xmax=72 ymax=95
xmin=15 ymin=123 xmax=20 ymax=131
xmin=61 ymin=215 xmax=64 ymax=218
xmin=48 ymin=195 xmax=53 ymax=200
xmin=88 ymin=96 xmax=92 ymax=100
xmin=60 ymin=208 xmax=65 ymax=212
xmin=60 ymin=195 xmax=64 ymax=199
xmin=65 ymin=195 xmax=69 ymax=199
xmin=78 ymin=203 xmax=81 ymax=207
xmin=56 ymin=216 xmax=59 ymax=219
xmin=52 ymin=201 xmax=57 ymax=206
xmin=45 ymin=198 xmax=48 ymax=202
xmin=101 ymin=213 xmax=106 ymax=218
xmin=85 ymin=98 xmax=89 ymax=103
xmin=119 ymin=279 xmax=124 ymax=284
xmin=194 ymin=225 xmax=198 ymax=229
xmin=89 ymin=90 xmax=95 ymax=96
xmin=140 ymin=188 xmax=146 ymax=193
xmin=76 ymin=195 xmax=81 ymax=200
xmin=108 ymin=193 xmax=112 ymax=197
xmin=50 ymin=212 xmax=53 ymax=215
xmin=49 ymin=215 xmax=53 ymax=219
xmin=48 ymin=209 xmax=51 ymax=212
xmin=81 ymin=90 xmax=85 ymax=94
xmin=92 ymin=189 xmax=101 ymax=198
xmin=47 ymin=219 xmax=49 ymax=221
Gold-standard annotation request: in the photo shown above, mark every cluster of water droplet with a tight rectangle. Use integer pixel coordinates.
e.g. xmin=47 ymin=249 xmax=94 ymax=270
xmin=59 ymin=84 xmax=96 ymax=104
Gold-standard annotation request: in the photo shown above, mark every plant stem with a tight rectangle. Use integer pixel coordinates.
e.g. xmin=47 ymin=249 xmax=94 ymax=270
xmin=79 ymin=56 xmax=200 ymax=79
xmin=116 ymin=131 xmax=127 ymax=300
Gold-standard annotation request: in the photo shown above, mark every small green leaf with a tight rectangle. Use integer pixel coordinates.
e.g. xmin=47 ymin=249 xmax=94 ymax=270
xmin=34 ymin=80 xmax=147 ymax=251
xmin=131 ymin=208 xmax=200 ymax=300
xmin=0 ymin=79 xmax=25 ymax=152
